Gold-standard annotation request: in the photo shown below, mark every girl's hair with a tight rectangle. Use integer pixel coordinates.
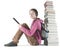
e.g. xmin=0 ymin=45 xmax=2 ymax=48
xmin=30 ymin=8 xmax=38 ymax=16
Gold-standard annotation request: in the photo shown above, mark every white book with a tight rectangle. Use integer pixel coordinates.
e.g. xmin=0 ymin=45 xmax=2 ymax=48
xmin=44 ymin=12 xmax=55 ymax=16
xmin=45 ymin=5 xmax=53 ymax=8
xmin=48 ymin=38 xmax=58 ymax=41
xmin=48 ymin=25 xmax=57 ymax=28
xmin=44 ymin=1 xmax=53 ymax=6
xmin=48 ymin=24 xmax=57 ymax=26
xmin=48 ymin=22 xmax=56 ymax=24
xmin=44 ymin=4 xmax=53 ymax=8
xmin=48 ymin=26 xmax=57 ymax=29
xmin=45 ymin=10 xmax=55 ymax=14
xmin=48 ymin=28 xmax=57 ymax=31
xmin=48 ymin=28 xmax=57 ymax=30
xmin=44 ymin=15 xmax=55 ymax=18
xmin=48 ymin=43 xmax=58 ymax=46
xmin=45 ymin=1 xmax=53 ymax=4
xmin=48 ymin=39 xmax=58 ymax=42
xmin=48 ymin=18 xmax=56 ymax=19
xmin=45 ymin=6 xmax=53 ymax=10
xmin=48 ymin=34 xmax=58 ymax=37
xmin=48 ymin=20 xmax=56 ymax=22
xmin=48 ymin=23 xmax=56 ymax=24
xmin=49 ymin=31 xmax=57 ymax=33
xmin=48 ymin=41 xmax=58 ymax=43
xmin=48 ymin=19 xmax=56 ymax=21
xmin=46 ymin=16 xmax=55 ymax=19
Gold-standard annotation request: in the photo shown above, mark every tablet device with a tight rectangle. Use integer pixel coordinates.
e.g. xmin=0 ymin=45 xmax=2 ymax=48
xmin=13 ymin=17 xmax=20 ymax=24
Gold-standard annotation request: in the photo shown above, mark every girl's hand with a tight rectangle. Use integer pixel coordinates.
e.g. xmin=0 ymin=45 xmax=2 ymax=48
xmin=19 ymin=24 xmax=22 ymax=28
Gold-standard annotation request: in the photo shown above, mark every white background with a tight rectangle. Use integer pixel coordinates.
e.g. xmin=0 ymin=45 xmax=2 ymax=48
xmin=0 ymin=0 xmax=60 ymax=50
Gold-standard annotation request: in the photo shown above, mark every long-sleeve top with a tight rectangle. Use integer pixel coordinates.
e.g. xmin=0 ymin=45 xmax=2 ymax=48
xmin=19 ymin=18 xmax=43 ymax=44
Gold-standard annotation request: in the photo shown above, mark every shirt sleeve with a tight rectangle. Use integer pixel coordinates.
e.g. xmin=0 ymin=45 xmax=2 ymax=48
xmin=19 ymin=21 xmax=38 ymax=37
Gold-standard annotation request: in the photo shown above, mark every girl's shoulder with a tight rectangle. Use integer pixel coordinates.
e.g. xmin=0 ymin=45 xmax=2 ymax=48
xmin=33 ymin=18 xmax=43 ymax=24
xmin=36 ymin=18 xmax=43 ymax=23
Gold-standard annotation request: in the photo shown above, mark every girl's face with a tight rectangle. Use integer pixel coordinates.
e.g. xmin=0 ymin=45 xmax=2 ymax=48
xmin=29 ymin=10 xmax=37 ymax=19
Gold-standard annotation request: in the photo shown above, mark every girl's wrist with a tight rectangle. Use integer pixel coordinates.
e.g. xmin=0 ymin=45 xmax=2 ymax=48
xmin=19 ymin=24 xmax=22 ymax=28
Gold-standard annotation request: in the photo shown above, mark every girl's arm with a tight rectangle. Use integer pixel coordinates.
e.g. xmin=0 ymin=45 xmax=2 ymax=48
xmin=19 ymin=21 xmax=39 ymax=37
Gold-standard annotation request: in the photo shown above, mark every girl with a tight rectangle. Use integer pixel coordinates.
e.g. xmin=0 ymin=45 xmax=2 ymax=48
xmin=4 ymin=8 xmax=43 ymax=46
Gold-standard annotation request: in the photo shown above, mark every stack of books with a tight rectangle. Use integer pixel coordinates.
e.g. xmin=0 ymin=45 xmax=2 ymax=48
xmin=44 ymin=1 xmax=58 ymax=46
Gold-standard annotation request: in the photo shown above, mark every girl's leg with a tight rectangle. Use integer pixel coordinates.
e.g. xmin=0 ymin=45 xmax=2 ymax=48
xmin=12 ymin=29 xmax=23 ymax=44
xmin=4 ymin=23 xmax=39 ymax=46
xmin=4 ymin=29 xmax=23 ymax=46
xmin=22 ymin=23 xmax=39 ymax=45
xmin=25 ymin=34 xmax=39 ymax=45
xmin=4 ymin=23 xmax=28 ymax=46
xmin=12 ymin=23 xmax=29 ymax=44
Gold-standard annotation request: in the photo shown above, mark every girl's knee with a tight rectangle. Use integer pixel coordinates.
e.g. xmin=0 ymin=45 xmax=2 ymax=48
xmin=22 ymin=23 xmax=27 ymax=26
xmin=22 ymin=23 xmax=30 ymax=29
